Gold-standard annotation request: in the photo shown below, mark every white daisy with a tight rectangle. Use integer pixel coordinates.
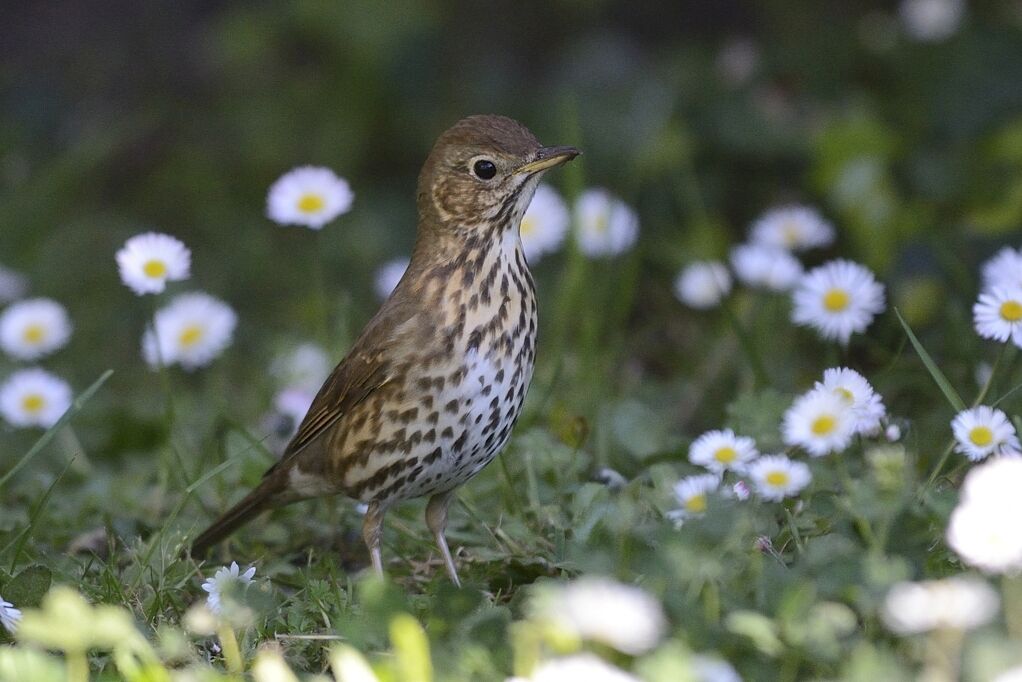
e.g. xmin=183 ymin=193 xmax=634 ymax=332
xmin=749 ymin=205 xmax=835 ymax=252
xmin=0 ymin=298 xmax=73 ymax=361
xmin=881 ymin=576 xmax=998 ymax=635
xmin=947 ymin=457 xmax=1022 ymax=573
xmin=527 ymin=576 xmax=666 ymax=655
xmin=0 ymin=368 xmax=73 ymax=429
xmin=782 ymin=387 xmax=857 ymax=457
xmin=732 ymin=480 xmax=751 ymax=501
xmin=266 ymin=166 xmax=354 ymax=229
xmin=885 ymin=423 xmax=902 ymax=442
xmin=273 ymin=386 xmax=314 ymax=436
xmin=0 ymin=594 xmax=22 ymax=633
xmin=817 ymin=367 xmax=886 ymax=435
xmin=373 ymin=257 xmax=410 ymax=301
xmin=674 ymin=261 xmax=732 ymax=309
xmin=520 ymin=184 xmax=570 ymax=262
xmin=270 ymin=342 xmax=331 ymax=393
xmin=689 ymin=429 xmax=758 ymax=473
xmin=748 ymin=455 xmax=812 ymax=501
xmin=791 ymin=259 xmax=885 ymax=344
xmin=0 ymin=266 xmax=28 ymax=303
xmin=691 ymin=655 xmax=743 ymax=682
xmin=574 ymin=189 xmax=639 ymax=257
xmin=729 ymin=243 xmax=804 ymax=291
xmin=115 ymin=232 xmax=191 ymax=295
xmin=951 ymin=406 xmax=1020 ymax=462
xmin=672 ymin=473 xmax=721 ymax=518
xmin=982 ymin=246 xmax=1022 ymax=290
xmin=974 ymin=286 xmax=1022 ymax=347
xmin=510 ymin=654 xmax=639 ymax=682
xmin=201 ymin=561 xmax=256 ymax=615
xmin=143 ymin=292 xmax=237 ymax=370
xmin=899 ymin=0 xmax=964 ymax=42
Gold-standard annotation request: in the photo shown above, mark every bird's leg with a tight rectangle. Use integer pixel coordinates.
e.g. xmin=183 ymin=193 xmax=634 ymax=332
xmin=361 ymin=500 xmax=387 ymax=578
xmin=425 ymin=490 xmax=461 ymax=587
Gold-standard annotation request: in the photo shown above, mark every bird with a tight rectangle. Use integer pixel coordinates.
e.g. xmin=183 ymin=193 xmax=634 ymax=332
xmin=191 ymin=115 xmax=580 ymax=586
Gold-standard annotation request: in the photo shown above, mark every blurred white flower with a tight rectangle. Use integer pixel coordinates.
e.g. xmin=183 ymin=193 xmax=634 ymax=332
xmin=817 ymin=367 xmax=886 ymax=436
xmin=675 ymin=261 xmax=732 ymax=309
xmin=143 ymin=292 xmax=237 ymax=370
xmin=0 ymin=594 xmax=22 ymax=633
xmin=749 ymin=205 xmax=834 ymax=252
xmin=0 ymin=368 xmax=72 ymax=429
xmin=115 ymin=232 xmax=191 ymax=295
xmin=270 ymin=342 xmax=332 ymax=393
xmin=951 ymin=406 xmax=1020 ymax=462
xmin=689 ymin=429 xmax=758 ymax=473
xmin=508 ymin=654 xmax=639 ymax=682
xmin=267 ymin=166 xmax=354 ymax=229
xmin=881 ymin=576 xmax=998 ymax=634
xmin=716 ymin=37 xmax=759 ymax=87
xmin=373 ymin=257 xmax=410 ymax=301
xmin=520 ymin=184 xmax=570 ymax=262
xmin=899 ymin=0 xmax=965 ymax=42
xmin=672 ymin=473 xmax=721 ymax=518
xmin=528 ymin=576 xmax=666 ymax=655
xmin=574 ymin=189 xmax=639 ymax=257
xmin=593 ymin=466 xmax=628 ymax=490
xmin=982 ymin=246 xmax=1022 ymax=291
xmin=692 ymin=655 xmax=743 ymax=682
xmin=0 ymin=266 xmax=28 ymax=303
xmin=748 ymin=455 xmax=812 ymax=501
xmin=791 ymin=259 xmax=885 ymax=344
xmin=729 ymin=243 xmax=803 ymax=291
xmin=732 ymin=480 xmax=751 ymax=501
xmin=0 ymin=298 xmax=73 ymax=361
xmin=885 ymin=423 xmax=902 ymax=442
xmin=994 ymin=666 xmax=1022 ymax=682
xmin=782 ymin=387 xmax=857 ymax=457
xmin=274 ymin=387 xmax=315 ymax=435
xmin=947 ymin=457 xmax=1022 ymax=573
xmin=201 ymin=561 xmax=256 ymax=615
xmin=974 ymin=286 xmax=1022 ymax=348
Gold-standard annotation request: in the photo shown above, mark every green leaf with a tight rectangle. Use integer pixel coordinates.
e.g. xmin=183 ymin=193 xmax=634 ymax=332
xmin=2 ymin=565 xmax=52 ymax=608
xmin=894 ymin=309 xmax=965 ymax=411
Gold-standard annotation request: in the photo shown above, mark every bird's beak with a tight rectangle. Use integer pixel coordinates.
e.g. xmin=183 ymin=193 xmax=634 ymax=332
xmin=515 ymin=145 xmax=581 ymax=175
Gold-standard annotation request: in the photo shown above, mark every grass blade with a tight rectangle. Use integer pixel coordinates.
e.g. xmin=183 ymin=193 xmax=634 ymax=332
xmin=894 ymin=309 xmax=965 ymax=412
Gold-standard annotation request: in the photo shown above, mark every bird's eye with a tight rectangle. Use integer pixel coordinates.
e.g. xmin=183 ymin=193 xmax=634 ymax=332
xmin=472 ymin=159 xmax=497 ymax=180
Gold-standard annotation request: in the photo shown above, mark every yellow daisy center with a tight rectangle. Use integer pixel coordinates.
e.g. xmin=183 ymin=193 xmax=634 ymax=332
xmin=297 ymin=193 xmax=325 ymax=214
xmin=22 ymin=324 xmax=45 ymax=345
xmin=143 ymin=259 xmax=168 ymax=278
xmin=178 ymin=324 xmax=204 ymax=348
xmin=21 ymin=393 xmax=45 ymax=413
xmin=782 ymin=222 xmax=801 ymax=246
xmin=969 ymin=426 xmax=994 ymax=447
xmin=811 ymin=414 xmax=837 ymax=436
xmin=713 ymin=446 xmax=737 ymax=464
xmin=836 ymin=387 xmax=854 ymax=402
xmin=685 ymin=494 xmax=707 ymax=514
xmin=823 ymin=288 xmax=850 ymax=312
xmin=765 ymin=471 xmax=789 ymax=486
xmin=594 ymin=213 xmax=609 ymax=233
xmin=520 ymin=216 xmax=536 ymax=236
xmin=1000 ymin=300 xmax=1022 ymax=322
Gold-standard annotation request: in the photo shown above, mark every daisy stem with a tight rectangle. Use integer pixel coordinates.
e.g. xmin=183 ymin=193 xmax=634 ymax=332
xmin=721 ymin=299 xmax=770 ymax=387
xmin=783 ymin=505 xmax=804 ymax=556
xmin=313 ymin=232 xmax=332 ymax=348
xmin=218 ymin=623 xmax=244 ymax=675
xmin=1004 ymin=574 xmax=1022 ymax=641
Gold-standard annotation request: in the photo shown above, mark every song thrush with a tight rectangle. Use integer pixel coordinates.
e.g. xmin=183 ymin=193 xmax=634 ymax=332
xmin=191 ymin=115 xmax=579 ymax=585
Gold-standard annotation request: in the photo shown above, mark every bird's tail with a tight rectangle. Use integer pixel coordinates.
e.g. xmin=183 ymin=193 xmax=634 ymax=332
xmin=190 ymin=474 xmax=289 ymax=556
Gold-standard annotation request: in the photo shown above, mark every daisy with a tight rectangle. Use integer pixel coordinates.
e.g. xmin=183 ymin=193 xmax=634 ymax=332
xmin=974 ymin=286 xmax=1022 ymax=347
xmin=574 ymin=189 xmax=639 ymax=257
xmin=674 ymin=261 xmax=732 ymax=309
xmin=270 ymin=342 xmax=331 ymax=393
xmin=951 ymin=406 xmax=1020 ymax=462
xmin=201 ymin=561 xmax=256 ymax=615
xmin=691 ymin=655 xmax=742 ymax=682
xmin=273 ymin=386 xmax=314 ymax=436
xmin=899 ymin=0 xmax=965 ymax=42
xmin=0 ymin=368 xmax=73 ymax=429
xmin=782 ymin=387 xmax=856 ymax=456
xmin=0 ymin=298 xmax=73 ymax=361
xmin=510 ymin=654 xmax=640 ymax=682
xmin=729 ymin=243 xmax=804 ymax=291
xmin=0 ymin=265 xmax=27 ymax=303
xmin=520 ymin=184 xmax=570 ymax=262
xmin=882 ymin=576 xmax=998 ymax=635
xmin=749 ymin=205 xmax=835 ymax=252
xmin=0 ymin=594 xmax=21 ymax=633
xmin=115 ymin=232 xmax=191 ymax=295
xmin=732 ymin=480 xmax=751 ymax=501
xmin=791 ymin=259 xmax=885 ymax=344
xmin=143 ymin=292 xmax=237 ymax=370
xmin=373 ymin=257 xmax=410 ymax=301
xmin=672 ymin=473 xmax=721 ymax=518
xmin=689 ymin=429 xmax=758 ymax=473
xmin=748 ymin=454 xmax=812 ymax=501
xmin=816 ymin=367 xmax=886 ymax=435
xmin=982 ymin=246 xmax=1022 ymax=290
xmin=947 ymin=457 xmax=1022 ymax=573
xmin=527 ymin=576 xmax=666 ymax=655
xmin=266 ymin=166 xmax=354 ymax=229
